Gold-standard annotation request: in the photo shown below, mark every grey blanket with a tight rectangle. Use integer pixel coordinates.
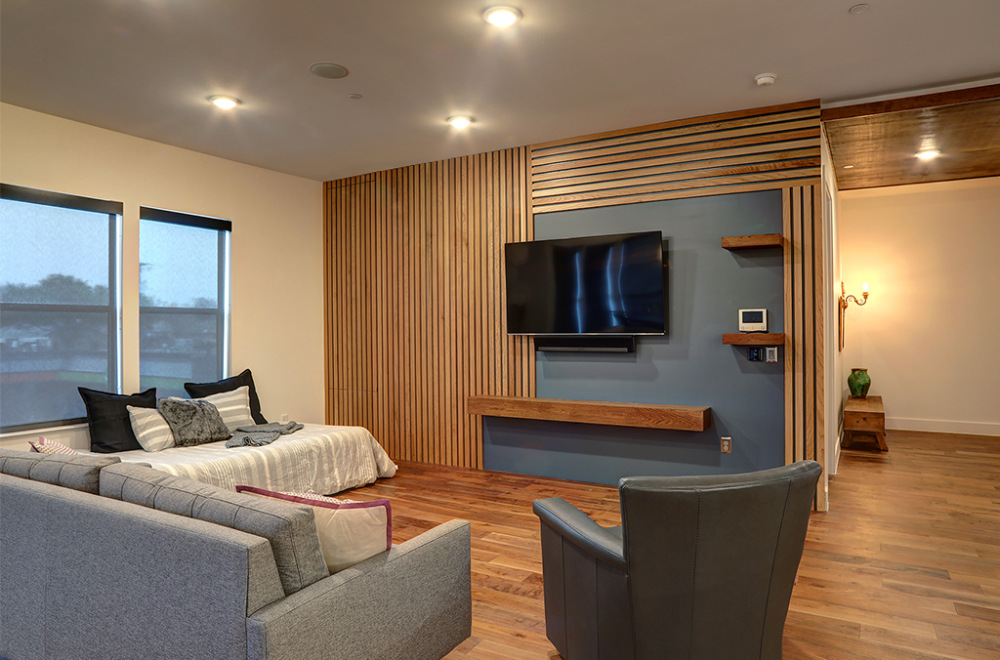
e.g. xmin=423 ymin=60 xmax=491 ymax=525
xmin=225 ymin=421 xmax=304 ymax=448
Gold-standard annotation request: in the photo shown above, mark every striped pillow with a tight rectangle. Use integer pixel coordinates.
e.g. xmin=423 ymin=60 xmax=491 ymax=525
xmin=28 ymin=436 xmax=79 ymax=455
xmin=127 ymin=405 xmax=175 ymax=452
xmin=189 ymin=385 xmax=254 ymax=432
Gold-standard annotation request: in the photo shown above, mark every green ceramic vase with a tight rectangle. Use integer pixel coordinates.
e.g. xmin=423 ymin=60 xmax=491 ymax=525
xmin=848 ymin=368 xmax=871 ymax=397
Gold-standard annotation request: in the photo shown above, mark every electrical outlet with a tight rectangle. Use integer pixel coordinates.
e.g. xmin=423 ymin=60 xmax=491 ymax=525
xmin=721 ymin=436 xmax=732 ymax=454
xmin=765 ymin=346 xmax=778 ymax=363
xmin=280 ymin=413 xmax=289 ymax=423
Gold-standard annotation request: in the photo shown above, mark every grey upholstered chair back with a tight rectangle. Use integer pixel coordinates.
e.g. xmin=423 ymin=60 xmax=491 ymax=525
xmin=620 ymin=460 xmax=822 ymax=659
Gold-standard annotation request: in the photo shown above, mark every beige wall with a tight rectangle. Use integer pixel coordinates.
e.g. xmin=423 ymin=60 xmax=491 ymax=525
xmin=839 ymin=176 xmax=1000 ymax=436
xmin=0 ymin=103 xmax=325 ymax=450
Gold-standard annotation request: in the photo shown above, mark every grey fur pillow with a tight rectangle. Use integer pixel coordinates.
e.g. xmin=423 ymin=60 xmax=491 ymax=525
xmin=157 ymin=398 xmax=231 ymax=447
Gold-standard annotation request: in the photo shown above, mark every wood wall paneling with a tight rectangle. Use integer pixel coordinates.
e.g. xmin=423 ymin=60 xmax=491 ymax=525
xmin=530 ymin=101 xmax=821 ymax=214
xmin=324 ymin=150 xmax=533 ymax=469
xmin=325 ymin=101 xmax=826 ymax=505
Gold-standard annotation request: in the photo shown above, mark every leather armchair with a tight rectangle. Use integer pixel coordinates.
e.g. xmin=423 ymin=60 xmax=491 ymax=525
xmin=533 ymin=461 xmax=822 ymax=660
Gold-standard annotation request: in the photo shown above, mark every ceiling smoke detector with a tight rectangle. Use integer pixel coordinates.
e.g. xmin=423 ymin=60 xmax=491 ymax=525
xmin=754 ymin=73 xmax=778 ymax=87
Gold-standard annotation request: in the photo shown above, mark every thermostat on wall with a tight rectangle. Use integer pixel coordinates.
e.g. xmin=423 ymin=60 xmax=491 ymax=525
xmin=739 ymin=309 xmax=768 ymax=332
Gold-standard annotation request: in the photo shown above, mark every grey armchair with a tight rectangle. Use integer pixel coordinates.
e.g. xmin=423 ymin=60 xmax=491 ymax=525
xmin=533 ymin=461 xmax=822 ymax=660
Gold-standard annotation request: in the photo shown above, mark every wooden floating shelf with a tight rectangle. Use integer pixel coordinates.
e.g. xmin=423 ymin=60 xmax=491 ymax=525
xmin=722 ymin=333 xmax=786 ymax=346
xmin=721 ymin=233 xmax=784 ymax=250
xmin=467 ymin=396 xmax=711 ymax=432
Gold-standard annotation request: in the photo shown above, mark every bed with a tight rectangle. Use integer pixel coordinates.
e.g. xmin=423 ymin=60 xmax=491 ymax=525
xmin=85 ymin=423 xmax=397 ymax=495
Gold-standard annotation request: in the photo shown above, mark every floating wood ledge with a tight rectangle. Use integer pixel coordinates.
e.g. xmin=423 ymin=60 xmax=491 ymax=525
xmin=468 ymin=396 xmax=712 ymax=432
xmin=721 ymin=233 xmax=784 ymax=250
xmin=722 ymin=333 xmax=786 ymax=346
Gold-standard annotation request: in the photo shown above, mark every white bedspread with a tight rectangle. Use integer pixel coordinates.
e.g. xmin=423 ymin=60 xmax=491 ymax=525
xmin=97 ymin=424 xmax=397 ymax=494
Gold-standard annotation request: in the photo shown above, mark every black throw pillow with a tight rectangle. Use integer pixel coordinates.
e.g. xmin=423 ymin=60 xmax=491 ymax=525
xmin=184 ymin=368 xmax=267 ymax=424
xmin=78 ymin=387 xmax=157 ymax=453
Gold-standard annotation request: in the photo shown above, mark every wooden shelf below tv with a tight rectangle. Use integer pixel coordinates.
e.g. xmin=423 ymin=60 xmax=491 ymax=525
xmin=721 ymin=233 xmax=784 ymax=250
xmin=722 ymin=333 xmax=786 ymax=346
xmin=467 ymin=396 xmax=712 ymax=432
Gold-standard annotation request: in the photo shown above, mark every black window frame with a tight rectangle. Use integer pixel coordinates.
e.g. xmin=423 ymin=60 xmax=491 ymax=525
xmin=0 ymin=183 xmax=123 ymax=433
xmin=138 ymin=207 xmax=231 ymax=392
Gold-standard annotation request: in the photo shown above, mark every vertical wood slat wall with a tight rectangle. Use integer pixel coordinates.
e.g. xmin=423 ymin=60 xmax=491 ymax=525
xmin=529 ymin=101 xmax=826 ymax=507
xmin=324 ymin=100 xmax=826 ymax=504
xmin=323 ymin=149 xmax=533 ymax=469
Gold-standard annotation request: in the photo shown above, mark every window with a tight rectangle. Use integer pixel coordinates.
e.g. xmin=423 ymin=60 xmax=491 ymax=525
xmin=0 ymin=184 xmax=122 ymax=432
xmin=139 ymin=207 xmax=230 ymax=398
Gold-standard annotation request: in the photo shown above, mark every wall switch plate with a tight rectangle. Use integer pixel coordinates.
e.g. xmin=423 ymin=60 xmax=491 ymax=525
xmin=765 ymin=346 xmax=778 ymax=363
xmin=721 ymin=436 xmax=732 ymax=454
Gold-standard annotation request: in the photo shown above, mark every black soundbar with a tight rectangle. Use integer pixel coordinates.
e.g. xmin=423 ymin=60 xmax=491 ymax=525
xmin=534 ymin=336 xmax=636 ymax=353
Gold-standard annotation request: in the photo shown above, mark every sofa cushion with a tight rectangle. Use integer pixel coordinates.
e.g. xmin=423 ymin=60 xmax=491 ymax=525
xmin=0 ymin=449 xmax=121 ymax=494
xmin=100 ymin=463 xmax=329 ymax=595
xmin=185 ymin=369 xmax=268 ymax=424
xmin=237 ymin=486 xmax=392 ymax=572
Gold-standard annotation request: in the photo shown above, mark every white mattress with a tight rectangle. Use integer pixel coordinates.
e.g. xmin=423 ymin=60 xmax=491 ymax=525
xmin=94 ymin=424 xmax=397 ymax=494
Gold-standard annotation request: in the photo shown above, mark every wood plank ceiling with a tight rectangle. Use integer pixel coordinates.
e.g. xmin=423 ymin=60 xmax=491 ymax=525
xmin=823 ymin=84 xmax=1000 ymax=190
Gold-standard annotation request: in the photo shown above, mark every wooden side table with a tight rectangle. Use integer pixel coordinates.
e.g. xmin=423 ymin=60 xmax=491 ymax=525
xmin=843 ymin=395 xmax=887 ymax=451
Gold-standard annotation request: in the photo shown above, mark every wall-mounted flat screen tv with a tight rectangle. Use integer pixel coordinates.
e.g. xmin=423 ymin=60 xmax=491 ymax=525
xmin=505 ymin=231 xmax=665 ymax=335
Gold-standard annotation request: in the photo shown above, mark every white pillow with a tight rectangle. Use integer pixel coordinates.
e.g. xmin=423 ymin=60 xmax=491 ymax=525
xmin=127 ymin=405 xmax=175 ymax=452
xmin=237 ymin=486 xmax=392 ymax=572
xmin=171 ymin=385 xmax=254 ymax=432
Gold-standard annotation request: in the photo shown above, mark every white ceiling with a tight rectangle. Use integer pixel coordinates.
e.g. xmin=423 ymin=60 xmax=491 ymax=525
xmin=3 ymin=0 xmax=999 ymax=182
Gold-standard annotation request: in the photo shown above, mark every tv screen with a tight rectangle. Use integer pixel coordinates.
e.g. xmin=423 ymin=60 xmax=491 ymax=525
xmin=504 ymin=231 xmax=665 ymax=335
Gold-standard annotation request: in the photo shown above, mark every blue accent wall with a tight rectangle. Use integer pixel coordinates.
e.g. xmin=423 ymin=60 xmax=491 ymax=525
xmin=484 ymin=190 xmax=785 ymax=484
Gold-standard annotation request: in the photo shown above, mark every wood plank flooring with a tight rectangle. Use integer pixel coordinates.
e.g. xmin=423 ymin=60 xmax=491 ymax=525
xmin=341 ymin=430 xmax=1000 ymax=659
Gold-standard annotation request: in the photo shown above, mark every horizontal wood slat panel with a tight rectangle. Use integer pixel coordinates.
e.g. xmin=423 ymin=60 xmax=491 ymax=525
xmin=535 ymin=99 xmax=821 ymax=151
xmin=324 ymin=149 xmax=533 ymax=469
xmin=531 ymin=101 xmax=821 ymax=214
xmin=532 ymin=118 xmax=820 ymax=167
xmin=532 ymin=145 xmax=820 ymax=189
xmin=468 ymin=396 xmax=712 ymax=432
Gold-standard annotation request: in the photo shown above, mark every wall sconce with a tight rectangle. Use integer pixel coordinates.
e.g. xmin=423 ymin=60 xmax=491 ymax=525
xmin=838 ymin=281 xmax=869 ymax=351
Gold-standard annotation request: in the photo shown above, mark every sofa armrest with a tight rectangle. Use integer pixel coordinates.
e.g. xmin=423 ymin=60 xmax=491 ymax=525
xmin=533 ymin=497 xmax=625 ymax=571
xmin=246 ymin=519 xmax=472 ymax=660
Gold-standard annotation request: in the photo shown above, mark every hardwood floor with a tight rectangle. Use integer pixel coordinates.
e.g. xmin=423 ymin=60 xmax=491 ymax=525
xmin=341 ymin=430 xmax=1000 ymax=659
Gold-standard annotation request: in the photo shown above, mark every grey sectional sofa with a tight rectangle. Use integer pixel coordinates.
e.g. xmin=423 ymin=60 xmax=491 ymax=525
xmin=0 ymin=449 xmax=472 ymax=660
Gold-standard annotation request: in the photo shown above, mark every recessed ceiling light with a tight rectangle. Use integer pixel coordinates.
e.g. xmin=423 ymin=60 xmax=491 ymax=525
xmin=916 ymin=149 xmax=941 ymax=160
xmin=447 ymin=115 xmax=474 ymax=129
xmin=843 ymin=164 xmax=855 ymax=169
xmin=849 ymin=4 xmax=870 ymax=15
xmin=483 ymin=6 xmax=522 ymax=28
xmin=208 ymin=95 xmax=241 ymax=110
xmin=309 ymin=62 xmax=349 ymax=79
